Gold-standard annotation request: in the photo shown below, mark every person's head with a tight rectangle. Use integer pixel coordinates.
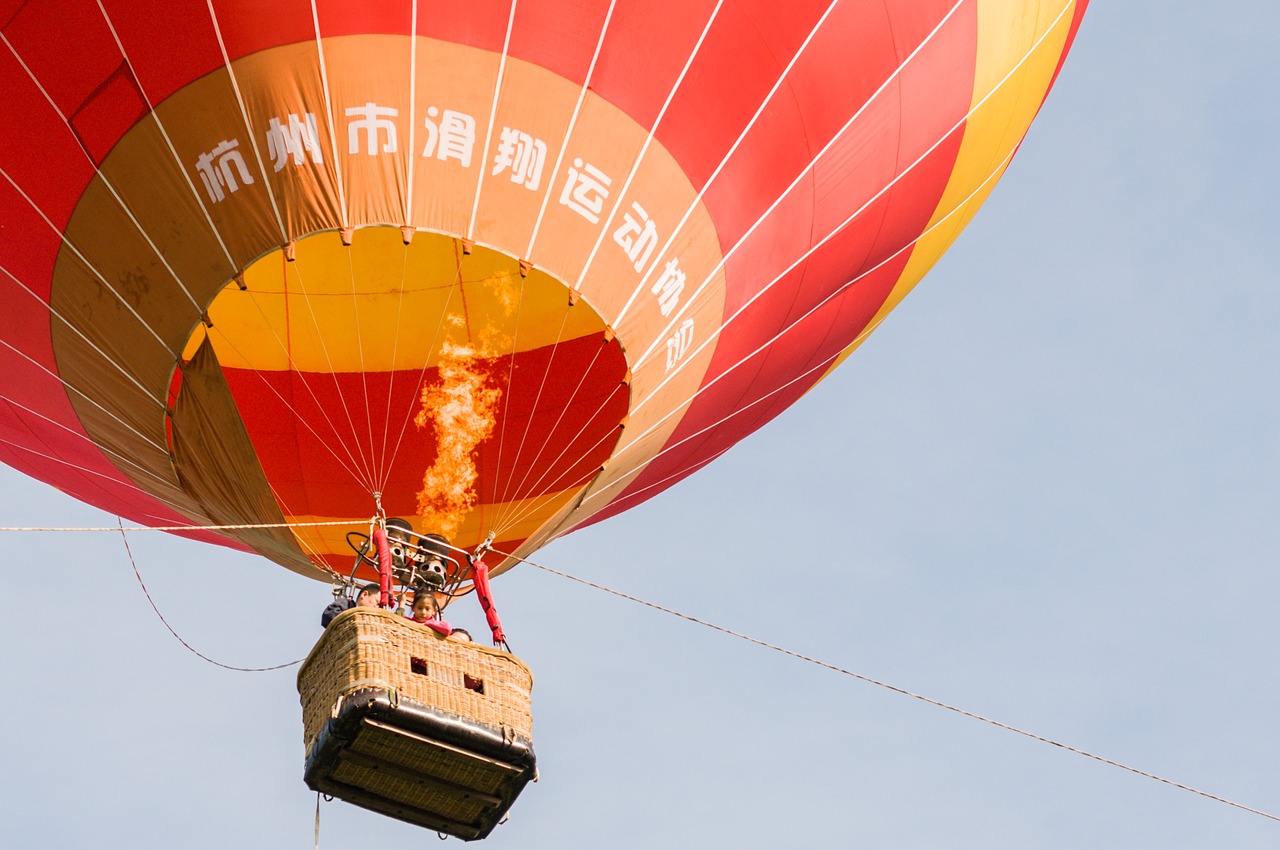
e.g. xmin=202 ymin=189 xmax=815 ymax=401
xmin=355 ymin=583 xmax=380 ymax=608
xmin=449 ymin=628 xmax=472 ymax=642
xmin=411 ymin=589 xmax=439 ymax=621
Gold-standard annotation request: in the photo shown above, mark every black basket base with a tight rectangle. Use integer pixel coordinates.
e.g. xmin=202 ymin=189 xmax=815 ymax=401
xmin=304 ymin=688 xmax=537 ymax=840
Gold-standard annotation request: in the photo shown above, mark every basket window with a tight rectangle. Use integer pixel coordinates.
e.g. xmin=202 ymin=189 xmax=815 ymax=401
xmin=463 ymin=674 xmax=485 ymax=694
xmin=410 ymin=657 xmax=429 ymax=676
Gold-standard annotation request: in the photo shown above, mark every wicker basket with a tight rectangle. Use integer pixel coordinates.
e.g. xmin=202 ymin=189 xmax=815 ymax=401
xmin=297 ymin=608 xmax=536 ymax=838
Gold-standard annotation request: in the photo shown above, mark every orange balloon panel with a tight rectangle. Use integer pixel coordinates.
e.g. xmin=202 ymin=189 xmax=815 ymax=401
xmin=0 ymin=0 xmax=1088 ymax=577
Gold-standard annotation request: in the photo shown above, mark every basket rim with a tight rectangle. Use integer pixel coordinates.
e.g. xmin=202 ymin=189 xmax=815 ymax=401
xmin=297 ymin=607 xmax=533 ymax=686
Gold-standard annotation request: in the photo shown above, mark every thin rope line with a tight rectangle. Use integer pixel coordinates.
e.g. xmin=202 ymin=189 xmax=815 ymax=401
xmin=208 ymin=270 xmax=377 ymax=486
xmin=491 ymin=354 xmax=623 ymax=534
xmin=202 ymin=319 xmax=373 ymax=491
xmin=95 ymin=0 xmax=238 ymax=268
xmin=261 ymin=477 xmax=342 ymax=580
xmin=500 ymin=441 xmax=729 ymax=552
xmin=492 ymin=336 xmax=609 ymax=530
xmin=0 ymin=436 xmax=199 ymax=521
xmin=633 ymin=0 xmax=1067 ymax=373
xmin=1 ymin=519 xmax=357 ymax=533
xmin=570 ymin=0 xmax=725 ymax=293
xmin=405 ymin=0 xmax=419 ymax=229
xmin=487 ymin=270 xmax=529 ymax=523
xmin=579 ymin=313 xmax=883 ymax=512
xmin=595 ymin=125 xmax=1023 ymax=491
xmin=612 ymin=0 xmax=968 ymax=331
xmin=630 ymin=0 xmax=1032 ymax=372
xmin=623 ymin=3 xmax=980 ymax=368
xmin=537 ymin=446 xmax=730 ymax=547
xmin=374 ymin=241 xmax=413 ymax=490
xmin=283 ymin=256 xmax=378 ymax=490
xmin=0 ymin=430 xmax=174 ymax=498
xmin=495 ymin=1 xmax=977 ymax=527
xmin=117 ymin=522 xmax=302 ymax=672
xmin=381 ymin=240 xmax=464 ymax=480
xmin=0 ymin=165 xmax=177 ymax=358
xmin=523 ymin=0 xmax=618 ymax=260
xmin=0 ymin=266 xmax=165 ymax=404
xmin=344 ymin=242 xmax=379 ymax=481
xmin=509 ymin=551 xmax=1280 ymax=824
xmin=493 ymin=302 xmax=573 ymax=511
xmin=608 ymin=0 xmax=848 ymax=323
xmin=532 ymin=72 xmax=1023 ymax=512
xmin=205 ymin=0 xmax=288 ymax=242
xmin=466 ymin=0 xmax=519 ymax=239
xmin=0 ymin=333 xmax=165 ymax=444
xmin=489 ymin=117 xmax=999 ymax=530
xmin=0 ymin=388 xmax=172 ymax=484
xmin=309 ymin=0 xmax=350 ymax=228
xmin=490 ymin=404 xmax=627 ymax=536
xmin=0 ymin=32 xmax=204 ymax=314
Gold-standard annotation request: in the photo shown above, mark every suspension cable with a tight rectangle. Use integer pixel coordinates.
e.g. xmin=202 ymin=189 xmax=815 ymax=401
xmin=117 ymin=521 xmax=303 ymax=672
xmin=497 ymin=548 xmax=1280 ymax=824
xmin=0 ymin=519 xmax=357 ymax=533
xmin=12 ymin=518 xmax=1276 ymax=821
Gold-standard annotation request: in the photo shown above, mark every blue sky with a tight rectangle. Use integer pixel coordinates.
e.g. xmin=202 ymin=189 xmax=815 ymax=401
xmin=3 ymin=5 xmax=1279 ymax=847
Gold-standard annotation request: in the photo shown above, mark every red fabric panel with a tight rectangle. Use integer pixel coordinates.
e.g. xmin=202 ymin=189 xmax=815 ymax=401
xmin=646 ymin=0 xmax=834 ymax=191
xmin=0 ymin=385 xmax=235 ymax=548
xmin=0 ymin=178 xmax=60 ymax=305
xmin=600 ymin=1 xmax=978 ymax=521
xmin=506 ymin=0 xmax=611 ymax=86
xmin=206 ymin=0 xmax=316 ymax=60
xmin=0 ymin=104 xmax=227 ymax=546
xmin=67 ymin=66 xmax=148 ymax=163
xmin=0 ymin=48 xmax=96 ymax=229
xmin=590 ymin=255 xmax=903 ymax=525
xmin=588 ymin=0 xmax=721 ymax=131
xmin=316 ymin=0 xmax=410 ymax=37
xmin=0 ymin=2 xmax=25 ymax=27
xmin=612 ymin=147 xmax=963 ymax=516
xmin=221 ymin=332 xmax=627 ymax=520
xmin=2 ymin=0 xmax=123 ymax=118
xmin=414 ymin=0 xmax=514 ymax=53
xmin=97 ymin=0 xmax=225 ymax=108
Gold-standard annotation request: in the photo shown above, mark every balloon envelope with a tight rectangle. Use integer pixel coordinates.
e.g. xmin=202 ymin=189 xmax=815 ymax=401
xmin=0 ymin=0 xmax=1087 ymax=578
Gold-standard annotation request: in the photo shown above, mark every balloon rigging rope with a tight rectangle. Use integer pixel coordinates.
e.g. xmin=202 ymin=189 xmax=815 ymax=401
xmin=7 ymin=519 xmax=1277 ymax=821
xmin=115 ymin=521 xmax=304 ymax=672
xmin=500 ymin=549 xmax=1280 ymax=825
xmin=0 ymin=519 xmax=355 ymax=532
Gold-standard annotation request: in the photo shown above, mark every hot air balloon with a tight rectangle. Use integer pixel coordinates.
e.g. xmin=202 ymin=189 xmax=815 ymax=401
xmin=0 ymin=0 xmax=1088 ymax=837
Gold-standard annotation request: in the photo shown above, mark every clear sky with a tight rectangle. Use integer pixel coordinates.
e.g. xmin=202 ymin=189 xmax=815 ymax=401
xmin=3 ymin=5 xmax=1279 ymax=848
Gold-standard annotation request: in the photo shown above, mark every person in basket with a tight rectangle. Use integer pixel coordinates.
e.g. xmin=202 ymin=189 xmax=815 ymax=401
xmin=407 ymin=586 xmax=453 ymax=637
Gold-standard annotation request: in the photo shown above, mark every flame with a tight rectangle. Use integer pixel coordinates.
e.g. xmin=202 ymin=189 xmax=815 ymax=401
xmin=414 ymin=272 xmax=518 ymax=539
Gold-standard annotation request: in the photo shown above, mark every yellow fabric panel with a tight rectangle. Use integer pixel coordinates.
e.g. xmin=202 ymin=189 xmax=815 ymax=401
xmin=821 ymin=0 xmax=1079 ymax=378
xmin=201 ymin=228 xmax=606 ymax=372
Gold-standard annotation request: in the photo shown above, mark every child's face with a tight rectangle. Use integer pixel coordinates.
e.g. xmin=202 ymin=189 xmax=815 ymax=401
xmin=412 ymin=594 xmax=437 ymax=620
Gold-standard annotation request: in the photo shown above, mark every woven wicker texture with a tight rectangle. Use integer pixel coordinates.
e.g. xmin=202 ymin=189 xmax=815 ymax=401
xmin=298 ymin=608 xmax=534 ymax=754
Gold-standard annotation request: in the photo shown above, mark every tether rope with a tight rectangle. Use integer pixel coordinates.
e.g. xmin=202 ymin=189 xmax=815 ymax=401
xmin=5 ymin=518 xmax=1275 ymax=821
xmin=116 ymin=521 xmax=303 ymax=672
xmin=496 ymin=548 xmax=1280 ymax=825
xmin=0 ymin=519 xmax=355 ymax=532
